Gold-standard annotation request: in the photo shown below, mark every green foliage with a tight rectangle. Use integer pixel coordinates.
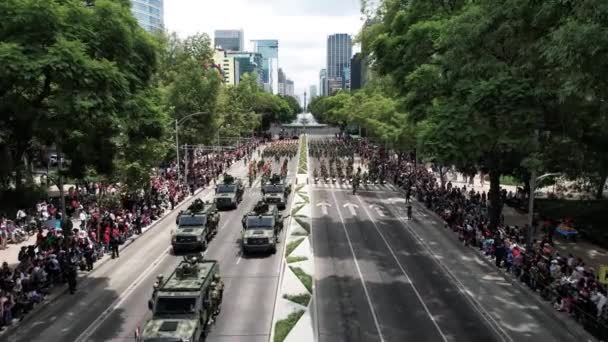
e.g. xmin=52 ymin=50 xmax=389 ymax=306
xmin=357 ymin=0 xmax=608 ymax=226
xmin=285 ymin=238 xmax=304 ymax=257
xmin=289 ymin=266 xmax=312 ymax=293
xmin=287 ymin=256 xmax=308 ymax=263
xmin=274 ymin=310 xmax=305 ymax=342
xmin=0 ymin=0 xmax=159 ymax=191
xmin=293 ymin=217 xmax=310 ymax=234
xmin=283 ymin=293 xmax=311 ymax=307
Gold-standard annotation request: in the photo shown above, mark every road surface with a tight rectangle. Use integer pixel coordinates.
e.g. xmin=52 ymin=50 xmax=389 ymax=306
xmin=309 ymin=150 xmax=583 ymax=342
xmin=4 ymin=152 xmax=298 ymax=342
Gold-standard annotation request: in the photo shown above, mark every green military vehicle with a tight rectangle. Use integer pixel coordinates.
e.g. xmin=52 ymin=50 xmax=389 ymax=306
xmin=261 ymin=174 xmax=291 ymax=210
xmin=241 ymin=201 xmax=287 ymax=254
xmin=172 ymin=200 xmax=220 ymax=253
xmin=214 ymin=174 xmax=245 ymax=210
xmin=139 ymin=254 xmax=224 ymax=342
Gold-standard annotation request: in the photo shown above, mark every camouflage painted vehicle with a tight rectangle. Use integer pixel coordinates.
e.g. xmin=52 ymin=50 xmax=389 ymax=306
xmin=261 ymin=174 xmax=291 ymax=210
xmin=241 ymin=201 xmax=287 ymax=254
xmin=214 ymin=174 xmax=244 ymax=210
xmin=140 ymin=254 xmax=223 ymax=342
xmin=172 ymin=200 xmax=219 ymax=253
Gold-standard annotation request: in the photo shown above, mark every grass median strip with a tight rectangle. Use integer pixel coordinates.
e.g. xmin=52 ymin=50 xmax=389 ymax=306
xmin=283 ymin=293 xmax=311 ymax=307
xmin=293 ymin=217 xmax=310 ymax=234
xmin=290 ymin=266 xmax=312 ymax=293
xmin=286 ymin=238 xmax=304 ymax=257
xmin=274 ymin=310 xmax=305 ymax=342
xmin=291 ymin=204 xmax=305 ymax=216
xmin=287 ymin=256 xmax=308 ymax=263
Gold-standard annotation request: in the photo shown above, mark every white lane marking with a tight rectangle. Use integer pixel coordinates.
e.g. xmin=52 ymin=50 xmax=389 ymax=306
xmin=236 ymin=256 xmax=241 ymax=264
xmin=379 ymin=192 xmax=513 ymax=342
xmin=355 ymin=195 xmax=449 ymax=342
xmin=329 ymin=190 xmax=385 ymax=342
xmin=343 ymin=202 xmax=359 ymax=216
xmin=74 ymin=246 xmax=171 ymax=342
xmin=316 ymin=201 xmax=331 ymax=216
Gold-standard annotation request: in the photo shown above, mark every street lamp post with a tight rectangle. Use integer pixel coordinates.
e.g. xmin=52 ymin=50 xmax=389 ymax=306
xmin=175 ymin=112 xmax=212 ymax=186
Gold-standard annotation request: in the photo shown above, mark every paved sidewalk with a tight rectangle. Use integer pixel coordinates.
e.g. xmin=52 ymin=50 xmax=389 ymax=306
xmin=1 ymin=218 xmax=82 ymax=268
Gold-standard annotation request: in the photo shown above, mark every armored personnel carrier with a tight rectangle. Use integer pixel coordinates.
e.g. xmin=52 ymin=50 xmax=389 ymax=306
xmin=261 ymin=174 xmax=291 ymax=210
xmin=214 ymin=174 xmax=245 ymax=210
xmin=241 ymin=201 xmax=287 ymax=254
xmin=140 ymin=254 xmax=223 ymax=342
xmin=172 ymin=199 xmax=219 ymax=253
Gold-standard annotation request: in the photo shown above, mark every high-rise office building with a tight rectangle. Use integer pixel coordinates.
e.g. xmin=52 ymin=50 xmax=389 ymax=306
xmin=309 ymin=85 xmax=318 ymax=100
xmin=252 ymin=40 xmax=279 ymax=94
xmin=350 ymin=53 xmax=363 ymax=90
xmin=319 ymin=69 xmax=327 ymax=96
xmin=278 ymin=68 xmax=286 ymax=95
xmin=326 ymin=33 xmax=352 ymax=94
xmin=131 ymin=0 xmax=164 ymax=32
xmin=285 ymin=80 xmax=295 ymax=97
xmin=214 ymin=30 xmax=244 ymax=52
xmin=212 ymin=49 xmax=238 ymax=86
xmin=226 ymin=51 xmax=264 ymax=88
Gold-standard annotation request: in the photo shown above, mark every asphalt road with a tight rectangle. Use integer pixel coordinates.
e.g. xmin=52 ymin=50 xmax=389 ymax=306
xmin=310 ymin=156 xmax=580 ymax=342
xmin=4 ymin=151 xmax=298 ymax=342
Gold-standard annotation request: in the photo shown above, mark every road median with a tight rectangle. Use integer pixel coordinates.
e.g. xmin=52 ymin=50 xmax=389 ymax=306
xmin=271 ymin=134 xmax=315 ymax=342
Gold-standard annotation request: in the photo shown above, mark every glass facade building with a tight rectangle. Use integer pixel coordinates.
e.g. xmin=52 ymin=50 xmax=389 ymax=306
xmin=327 ymin=34 xmax=352 ymax=78
xmin=226 ymin=52 xmax=264 ymax=88
xmin=131 ymin=0 xmax=164 ymax=32
xmin=214 ymin=30 xmax=245 ymax=52
xmin=252 ymin=40 xmax=279 ymax=94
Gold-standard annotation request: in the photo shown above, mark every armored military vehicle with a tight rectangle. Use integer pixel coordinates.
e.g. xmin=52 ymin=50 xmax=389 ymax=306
xmin=172 ymin=199 xmax=219 ymax=253
xmin=140 ymin=254 xmax=223 ymax=342
xmin=261 ymin=174 xmax=291 ymax=210
xmin=214 ymin=174 xmax=244 ymax=210
xmin=241 ymin=201 xmax=287 ymax=254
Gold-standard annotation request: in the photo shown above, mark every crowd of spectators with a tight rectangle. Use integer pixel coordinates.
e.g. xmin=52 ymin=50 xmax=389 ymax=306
xmin=392 ymin=161 xmax=608 ymax=339
xmin=0 ymin=140 xmax=261 ymax=330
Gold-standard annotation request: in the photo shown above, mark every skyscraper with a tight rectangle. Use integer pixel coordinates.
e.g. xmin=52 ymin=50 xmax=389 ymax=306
xmin=131 ymin=0 xmax=164 ymax=32
xmin=309 ymin=85 xmax=318 ymax=100
xmin=350 ymin=53 xmax=363 ymax=90
xmin=226 ymin=52 xmax=264 ymax=88
xmin=326 ymin=34 xmax=352 ymax=94
xmin=214 ymin=30 xmax=244 ymax=52
xmin=212 ymin=49 xmax=238 ymax=86
xmin=252 ymin=40 xmax=279 ymax=94
xmin=278 ymin=68 xmax=287 ymax=95
xmin=319 ymin=69 xmax=327 ymax=96
xmin=285 ymin=80 xmax=295 ymax=97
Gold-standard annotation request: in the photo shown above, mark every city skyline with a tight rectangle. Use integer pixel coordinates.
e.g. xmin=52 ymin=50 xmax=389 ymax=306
xmin=165 ymin=0 xmax=362 ymax=100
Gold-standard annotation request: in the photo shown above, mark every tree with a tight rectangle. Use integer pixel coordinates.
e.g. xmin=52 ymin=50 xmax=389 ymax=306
xmin=0 ymin=0 xmax=160 ymax=215
xmin=165 ymin=59 xmax=222 ymax=145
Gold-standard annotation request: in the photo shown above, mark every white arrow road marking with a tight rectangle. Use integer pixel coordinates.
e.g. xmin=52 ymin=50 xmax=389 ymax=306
xmin=343 ymin=202 xmax=359 ymax=216
xmin=389 ymin=197 xmax=406 ymax=204
xmin=316 ymin=201 xmax=331 ymax=216
xmin=369 ymin=204 xmax=385 ymax=217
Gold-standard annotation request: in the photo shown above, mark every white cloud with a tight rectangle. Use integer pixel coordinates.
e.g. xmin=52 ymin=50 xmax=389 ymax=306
xmin=164 ymin=0 xmax=363 ymax=99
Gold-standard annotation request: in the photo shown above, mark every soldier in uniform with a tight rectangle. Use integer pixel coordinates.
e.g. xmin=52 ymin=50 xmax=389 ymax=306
xmin=210 ymin=274 xmax=224 ymax=317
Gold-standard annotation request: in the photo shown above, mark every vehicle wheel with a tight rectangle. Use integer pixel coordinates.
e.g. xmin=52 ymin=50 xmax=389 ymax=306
xmin=271 ymin=245 xmax=277 ymax=254
xmin=201 ymin=240 xmax=208 ymax=251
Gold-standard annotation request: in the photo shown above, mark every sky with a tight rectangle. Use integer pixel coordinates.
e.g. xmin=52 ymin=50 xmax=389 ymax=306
xmin=164 ymin=0 xmax=364 ymax=103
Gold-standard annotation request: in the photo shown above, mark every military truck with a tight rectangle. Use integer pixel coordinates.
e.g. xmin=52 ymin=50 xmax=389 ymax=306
xmin=261 ymin=174 xmax=291 ymax=210
xmin=214 ymin=174 xmax=244 ymax=210
xmin=241 ymin=201 xmax=287 ymax=254
xmin=172 ymin=199 xmax=219 ymax=253
xmin=139 ymin=254 xmax=223 ymax=342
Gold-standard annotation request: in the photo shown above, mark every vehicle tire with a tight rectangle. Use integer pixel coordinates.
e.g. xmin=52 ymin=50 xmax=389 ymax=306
xmin=201 ymin=240 xmax=208 ymax=251
xmin=271 ymin=245 xmax=277 ymax=254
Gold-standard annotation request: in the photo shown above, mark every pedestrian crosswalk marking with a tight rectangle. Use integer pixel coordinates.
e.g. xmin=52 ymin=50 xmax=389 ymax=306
xmin=311 ymin=183 xmax=400 ymax=191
